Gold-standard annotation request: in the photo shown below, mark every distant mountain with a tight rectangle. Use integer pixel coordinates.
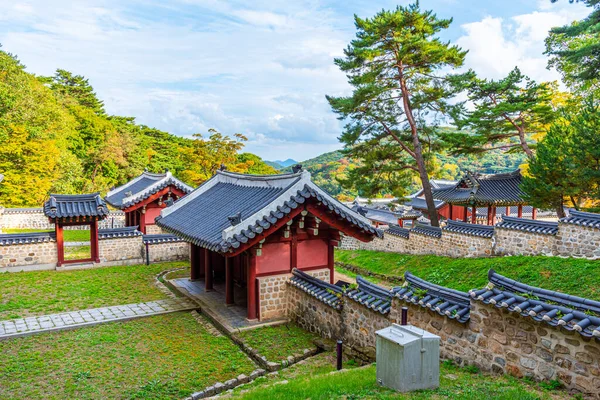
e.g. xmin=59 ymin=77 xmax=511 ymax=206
xmin=264 ymin=158 xmax=299 ymax=170
xmin=282 ymin=146 xmax=527 ymax=201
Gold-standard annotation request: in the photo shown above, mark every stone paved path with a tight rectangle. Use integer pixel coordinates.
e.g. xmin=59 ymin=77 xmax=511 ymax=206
xmin=0 ymin=298 xmax=197 ymax=340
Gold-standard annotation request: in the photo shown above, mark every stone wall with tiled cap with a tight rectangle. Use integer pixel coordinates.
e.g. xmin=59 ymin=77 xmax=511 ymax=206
xmin=0 ymin=207 xmax=125 ymax=231
xmin=260 ymin=268 xmax=329 ymax=321
xmin=340 ymin=211 xmax=600 ymax=260
xmin=286 ymin=271 xmax=600 ymax=397
xmin=0 ymin=241 xmax=57 ymax=271
xmin=99 ymin=236 xmax=144 ymax=264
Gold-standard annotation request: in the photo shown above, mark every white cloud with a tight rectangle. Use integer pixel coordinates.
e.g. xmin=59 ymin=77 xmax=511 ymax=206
xmin=457 ymin=4 xmax=589 ymax=82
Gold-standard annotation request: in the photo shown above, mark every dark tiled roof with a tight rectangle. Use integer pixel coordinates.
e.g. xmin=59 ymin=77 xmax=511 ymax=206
xmin=345 ymin=276 xmax=392 ymax=314
xmin=43 ymin=193 xmax=109 ymax=220
xmin=351 ymin=204 xmax=399 ymax=225
xmin=496 ymin=216 xmax=558 ymax=235
xmin=105 ymin=171 xmax=193 ymax=209
xmin=411 ymin=222 xmax=442 ymax=238
xmin=470 ymin=270 xmax=600 ymax=338
xmin=404 ymin=197 xmax=445 ymax=211
xmin=392 ymin=272 xmax=470 ymax=323
xmin=143 ymin=234 xmax=185 ymax=244
xmin=444 ymin=220 xmax=494 ymax=238
xmin=288 ymin=268 xmax=342 ymax=309
xmin=433 ymin=170 xmax=524 ymax=206
xmin=0 ymin=231 xmax=55 ymax=246
xmin=561 ymin=209 xmax=600 ymax=229
xmin=156 ymin=170 xmax=381 ymax=253
xmin=98 ymin=226 xmax=142 ymax=240
xmin=386 ymin=225 xmax=410 ymax=239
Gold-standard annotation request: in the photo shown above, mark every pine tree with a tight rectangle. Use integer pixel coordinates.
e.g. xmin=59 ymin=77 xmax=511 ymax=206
xmin=443 ymin=67 xmax=555 ymax=158
xmin=327 ymin=4 xmax=467 ymax=226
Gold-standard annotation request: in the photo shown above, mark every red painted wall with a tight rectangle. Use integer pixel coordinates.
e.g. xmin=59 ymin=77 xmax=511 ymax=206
xmin=145 ymin=206 xmax=162 ymax=226
xmin=257 ymin=242 xmax=290 ymax=275
xmin=297 ymin=238 xmax=327 ymax=269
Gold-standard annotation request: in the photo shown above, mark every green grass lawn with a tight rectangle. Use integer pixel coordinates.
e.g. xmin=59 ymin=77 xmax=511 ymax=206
xmin=3 ymin=228 xmax=90 ymax=242
xmin=0 ymin=261 xmax=187 ymax=320
xmin=237 ymin=323 xmax=319 ymax=362
xmin=64 ymin=244 xmax=91 ymax=260
xmin=336 ymin=250 xmax=600 ymax=300
xmin=0 ymin=312 xmax=256 ymax=400
xmin=229 ymin=356 xmax=569 ymax=400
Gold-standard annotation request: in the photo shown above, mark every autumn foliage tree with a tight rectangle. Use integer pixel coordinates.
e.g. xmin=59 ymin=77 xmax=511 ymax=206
xmin=327 ymin=4 xmax=468 ymax=226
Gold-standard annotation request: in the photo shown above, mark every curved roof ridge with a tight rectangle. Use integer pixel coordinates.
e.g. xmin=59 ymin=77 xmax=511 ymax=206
xmin=404 ymin=272 xmax=470 ymax=306
xmin=106 ymin=171 xmax=164 ymax=197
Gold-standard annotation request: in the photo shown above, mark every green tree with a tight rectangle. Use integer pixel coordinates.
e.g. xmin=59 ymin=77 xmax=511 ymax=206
xmin=547 ymin=0 xmax=600 ymax=92
xmin=48 ymin=69 xmax=106 ymax=115
xmin=327 ymin=4 xmax=467 ymax=226
xmin=523 ymin=97 xmax=600 ymax=216
xmin=233 ymin=153 xmax=278 ymax=175
xmin=444 ymin=67 xmax=555 ymax=158
xmin=179 ymin=129 xmax=248 ymax=185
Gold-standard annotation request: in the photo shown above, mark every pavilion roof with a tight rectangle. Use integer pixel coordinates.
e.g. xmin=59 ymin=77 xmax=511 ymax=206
xmin=351 ymin=203 xmax=421 ymax=225
xmin=105 ymin=170 xmax=193 ymax=209
xmin=403 ymin=196 xmax=445 ymax=211
xmin=155 ymin=169 xmax=381 ymax=253
xmin=432 ymin=169 xmax=524 ymax=206
xmin=43 ymin=193 xmax=109 ymax=221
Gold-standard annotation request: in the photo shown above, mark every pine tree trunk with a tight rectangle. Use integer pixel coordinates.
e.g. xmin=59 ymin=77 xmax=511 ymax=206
xmin=398 ymin=75 xmax=440 ymax=227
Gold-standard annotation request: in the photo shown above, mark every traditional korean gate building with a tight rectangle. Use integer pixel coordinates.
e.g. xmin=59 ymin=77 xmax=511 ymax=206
xmin=105 ymin=170 xmax=193 ymax=234
xmin=432 ymin=169 xmax=534 ymax=225
xmin=156 ymin=167 xmax=382 ymax=321
xmin=43 ymin=193 xmax=109 ymax=266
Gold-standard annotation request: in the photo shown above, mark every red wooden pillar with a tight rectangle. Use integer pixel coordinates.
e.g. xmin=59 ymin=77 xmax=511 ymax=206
xmin=532 ymin=207 xmax=537 ymax=220
xmin=139 ymin=210 xmax=147 ymax=234
xmin=463 ymin=206 xmax=468 ymax=222
xmin=247 ymin=252 xmax=258 ymax=320
xmin=518 ymin=205 xmax=523 ymax=218
xmin=398 ymin=219 xmax=404 ymax=228
xmin=492 ymin=206 xmax=497 ymax=225
xmin=56 ymin=221 xmax=64 ymax=267
xmin=90 ymin=219 xmax=100 ymax=263
xmin=225 ymin=256 xmax=234 ymax=305
xmin=327 ymin=241 xmax=335 ymax=284
xmin=449 ymin=204 xmax=454 ymax=221
xmin=290 ymin=232 xmax=298 ymax=270
xmin=506 ymin=206 xmax=510 ymax=216
xmin=205 ymin=248 xmax=213 ymax=291
xmin=190 ymin=244 xmax=200 ymax=281
xmin=471 ymin=206 xmax=477 ymax=224
xmin=487 ymin=205 xmax=492 ymax=225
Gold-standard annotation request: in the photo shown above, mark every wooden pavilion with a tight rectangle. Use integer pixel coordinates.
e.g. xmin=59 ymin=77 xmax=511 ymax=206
xmin=105 ymin=170 xmax=193 ymax=234
xmin=432 ymin=169 xmax=533 ymax=225
xmin=156 ymin=167 xmax=382 ymax=321
xmin=43 ymin=193 xmax=109 ymax=266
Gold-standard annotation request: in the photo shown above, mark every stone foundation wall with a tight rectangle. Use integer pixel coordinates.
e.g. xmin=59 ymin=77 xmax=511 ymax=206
xmin=99 ymin=236 xmax=143 ymax=264
xmin=145 ymin=224 xmax=163 ymax=235
xmin=441 ymin=231 xmax=493 ymax=258
xmin=287 ymin=281 xmax=600 ymax=396
xmin=259 ymin=268 xmax=330 ymax=321
xmin=467 ymin=302 xmax=600 ymax=394
xmin=144 ymin=241 xmax=190 ymax=263
xmin=0 ymin=242 xmax=57 ymax=272
xmin=494 ymin=228 xmax=555 ymax=256
xmin=556 ymin=224 xmax=600 ymax=259
xmin=287 ymin=284 xmax=343 ymax=340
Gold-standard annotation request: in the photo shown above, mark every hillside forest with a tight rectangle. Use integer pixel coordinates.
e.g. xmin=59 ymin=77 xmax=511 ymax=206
xmin=0 ymin=48 xmax=276 ymax=207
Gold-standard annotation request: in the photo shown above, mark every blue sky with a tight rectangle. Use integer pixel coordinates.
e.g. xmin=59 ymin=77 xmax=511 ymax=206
xmin=0 ymin=0 xmax=589 ymax=161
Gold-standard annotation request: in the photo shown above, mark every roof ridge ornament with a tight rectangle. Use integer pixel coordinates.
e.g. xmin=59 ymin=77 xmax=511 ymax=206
xmin=228 ymin=212 xmax=242 ymax=226
xmin=292 ymin=164 xmax=303 ymax=173
xmin=219 ymin=164 xmax=227 ymax=171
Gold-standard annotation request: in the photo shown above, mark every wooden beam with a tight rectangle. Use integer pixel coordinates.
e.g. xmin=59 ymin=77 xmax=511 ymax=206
xmin=247 ymin=252 xmax=257 ymax=320
xmin=305 ymin=203 xmax=373 ymax=242
xmin=518 ymin=205 xmax=523 ymax=218
xmin=225 ymin=256 xmax=234 ymax=305
xmin=463 ymin=206 xmax=468 ymax=222
xmin=56 ymin=222 xmax=64 ymax=267
xmin=190 ymin=244 xmax=200 ymax=281
xmin=487 ymin=205 xmax=492 ymax=226
xmin=471 ymin=206 xmax=477 ymax=224
xmin=122 ymin=186 xmax=187 ymax=213
xmin=205 ymin=248 xmax=213 ymax=291
xmin=532 ymin=207 xmax=537 ymax=220
xmin=90 ymin=220 xmax=100 ymax=263
xmin=327 ymin=241 xmax=335 ymax=284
